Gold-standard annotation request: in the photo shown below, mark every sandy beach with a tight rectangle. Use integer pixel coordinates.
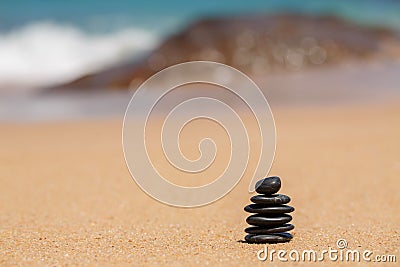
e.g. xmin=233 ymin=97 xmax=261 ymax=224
xmin=2 ymin=1 xmax=400 ymax=266
xmin=1 ymin=101 xmax=399 ymax=266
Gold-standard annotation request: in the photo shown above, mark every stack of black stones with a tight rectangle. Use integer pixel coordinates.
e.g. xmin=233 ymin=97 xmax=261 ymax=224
xmin=244 ymin=176 xmax=294 ymax=243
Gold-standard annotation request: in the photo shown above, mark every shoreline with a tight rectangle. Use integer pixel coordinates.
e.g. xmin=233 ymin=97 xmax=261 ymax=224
xmin=1 ymin=60 xmax=399 ymax=123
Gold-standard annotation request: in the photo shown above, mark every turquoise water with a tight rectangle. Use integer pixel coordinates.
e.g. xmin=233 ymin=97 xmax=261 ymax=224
xmin=1 ymin=0 xmax=400 ymax=90
xmin=1 ymin=0 xmax=400 ymax=34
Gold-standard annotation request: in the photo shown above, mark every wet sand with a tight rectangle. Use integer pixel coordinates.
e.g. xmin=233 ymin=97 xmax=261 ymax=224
xmin=0 ymin=102 xmax=399 ymax=266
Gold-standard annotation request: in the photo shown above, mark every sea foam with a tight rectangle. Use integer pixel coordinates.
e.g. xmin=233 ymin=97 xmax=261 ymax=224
xmin=0 ymin=21 xmax=159 ymax=91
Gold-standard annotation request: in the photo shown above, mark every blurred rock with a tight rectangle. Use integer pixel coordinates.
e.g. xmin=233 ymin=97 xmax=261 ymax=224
xmin=52 ymin=14 xmax=400 ymax=91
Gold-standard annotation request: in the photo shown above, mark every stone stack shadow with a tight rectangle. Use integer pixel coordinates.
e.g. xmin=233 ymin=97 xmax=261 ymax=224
xmin=244 ymin=176 xmax=294 ymax=243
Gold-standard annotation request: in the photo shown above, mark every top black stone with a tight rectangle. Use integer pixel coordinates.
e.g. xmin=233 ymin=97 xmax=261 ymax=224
xmin=255 ymin=176 xmax=281 ymax=194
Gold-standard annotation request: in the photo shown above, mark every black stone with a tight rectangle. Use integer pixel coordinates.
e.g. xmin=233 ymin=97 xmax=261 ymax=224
xmin=245 ymin=233 xmax=293 ymax=243
xmin=246 ymin=214 xmax=292 ymax=227
xmin=244 ymin=204 xmax=294 ymax=214
xmin=250 ymin=194 xmax=290 ymax=205
xmin=244 ymin=177 xmax=294 ymax=244
xmin=245 ymin=224 xmax=294 ymax=234
xmin=255 ymin=176 xmax=281 ymax=194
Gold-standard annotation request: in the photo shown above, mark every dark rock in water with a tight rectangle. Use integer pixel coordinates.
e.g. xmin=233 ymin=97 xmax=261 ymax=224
xmin=244 ymin=176 xmax=294 ymax=244
xmin=244 ymin=204 xmax=294 ymax=214
xmin=251 ymin=194 xmax=291 ymax=205
xmin=246 ymin=214 xmax=292 ymax=226
xmin=245 ymin=233 xmax=293 ymax=243
xmin=255 ymin=176 xmax=281 ymax=194
xmin=51 ymin=14 xmax=400 ymax=91
xmin=245 ymin=224 xmax=294 ymax=234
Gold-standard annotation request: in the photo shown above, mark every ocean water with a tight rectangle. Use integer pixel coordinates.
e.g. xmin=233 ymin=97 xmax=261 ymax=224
xmin=1 ymin=0 xmax=400 ymax=89
xmin=1 ymin=61 xmax=400 ymax=122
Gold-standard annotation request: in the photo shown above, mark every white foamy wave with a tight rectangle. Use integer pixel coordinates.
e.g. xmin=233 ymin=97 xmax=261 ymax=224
xmin=0 ymin=21 xmax=159 ymax=91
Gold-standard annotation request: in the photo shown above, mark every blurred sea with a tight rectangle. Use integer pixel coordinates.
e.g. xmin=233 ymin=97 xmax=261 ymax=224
xmin=1 ymin=0 xmax=400 ymax=90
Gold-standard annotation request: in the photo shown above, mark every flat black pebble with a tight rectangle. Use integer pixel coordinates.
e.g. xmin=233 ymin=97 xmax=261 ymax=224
xmin=245 ymin=233 xmax=293 ymax=243
xmin=244 ymin=204 xmax=294 ymax=214
xmin=250 ymin=194 xmax=290 ymax=205
xmin=245 ymin=224 xmax=294 ymax=234
xmin=246 ymin=214 xmax=292 ymax=226
xmin=255 ymin=176 xmax=281 ymax=194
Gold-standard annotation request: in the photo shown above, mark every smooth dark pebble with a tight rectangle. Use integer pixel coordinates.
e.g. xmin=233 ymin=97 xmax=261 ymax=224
xmin=250 ymin=194 xmax=290 ymax=205
xmin=255 ymin=176 xmax=281 ymax=194
xmin=244 ymin=204 xmax=294 ymax=214
xmin=245 ymin=224 xmax=295 ymax=234
xmin=245 ymin=233 xmax=293 ymax=243
xmin=246 ymin=214 xmax=292 ymax=227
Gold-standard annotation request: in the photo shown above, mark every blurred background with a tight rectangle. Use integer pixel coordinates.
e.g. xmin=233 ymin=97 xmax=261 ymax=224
xmin=0 ymin=0 xmax=400 ymax=121
xmin=1 ymin=2 xmax=400 ymax=265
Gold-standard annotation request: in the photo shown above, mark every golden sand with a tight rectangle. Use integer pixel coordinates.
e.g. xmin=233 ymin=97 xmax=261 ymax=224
xmin=1 ymin=103 xmax=399 ymax=266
